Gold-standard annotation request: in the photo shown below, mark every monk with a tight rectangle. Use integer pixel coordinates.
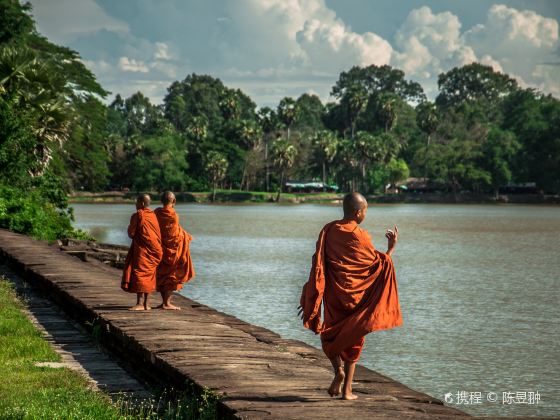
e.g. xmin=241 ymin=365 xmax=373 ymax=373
xmin=299 ymin=192 xmax=402 ymax=400
xmin=154 ymin=191 xmax=195 ymax=310
xmin=121 ymin=194 xmax=163 ymax=311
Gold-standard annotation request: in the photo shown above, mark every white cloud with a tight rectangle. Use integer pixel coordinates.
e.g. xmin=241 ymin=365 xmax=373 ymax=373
xmin=31 ymin=1 xmax=560 ymax=106
xmin=118 ymin=57 xmax=149 ymax=73
xmin=390 ymin=5 xmax=559 ymax=99
xmin=297 ymin=18 xmax=392 ymax=69
xmin=463 ymin=4 xmax=559 ymax=95
xmin=154 ymin=42 xmax=171 ymax=60
xmin=31 ymin=0 xmax=128 ymax=43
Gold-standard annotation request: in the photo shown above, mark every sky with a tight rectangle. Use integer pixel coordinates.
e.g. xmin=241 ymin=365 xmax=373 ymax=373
xmin=30 ymin=0 xmax=560 ymax=107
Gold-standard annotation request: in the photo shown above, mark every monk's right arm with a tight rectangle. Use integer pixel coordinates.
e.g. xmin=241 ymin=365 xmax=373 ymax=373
xmin=127 ymin=213 xmax=138 ymax=239
xmin=385 ymin=226 xmax=398 ymax=256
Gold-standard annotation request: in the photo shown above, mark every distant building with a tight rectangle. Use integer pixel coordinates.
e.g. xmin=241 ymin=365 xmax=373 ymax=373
xmin=285 ymin=181 xmax=339 ymax=193
xmin=397 ymin=178 xmax=441 ymax=193
xmin=499 ymin=182 xmax=538 ymax=194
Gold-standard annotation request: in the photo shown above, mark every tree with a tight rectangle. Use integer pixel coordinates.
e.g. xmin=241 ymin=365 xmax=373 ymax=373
xmin=63 ymin=96 xmax=111 ymax=191
xmin=294 ymin=93 xmax=325 ymax=132
xmin=482 ymin=127 xmax=520 ymax=197
xmin=257 ymin=106 xmax=281 ymax=191
xmin=272 ymin=139 xmax=297 ymax=201
xmin=385 ymin=158 xmax=410 ymax=192
xmin=277 ymin=97 xmax=297 ymax=140
xmin=436 ymin=63 xmax=518 ymax=123
xmin=502 ymin=89 xmax=560 ymax=193
xmin=312 ymin=130 xmax=338 ymax=191
xmin=354 ymin=131 xmax=391 ymax=193
xmin=377 ymin=93 xmax=398 ymax=133
xmin=0 ymin=47 xmax=71 ymax=176
xmin=416 ymin=101 xmax=439 ymax=147
xmin=205 ymin=151 xmax=228 ymax=202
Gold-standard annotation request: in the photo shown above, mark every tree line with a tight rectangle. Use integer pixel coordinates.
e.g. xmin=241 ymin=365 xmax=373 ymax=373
xmin=1 ymin=1 xmax=559 ymax=238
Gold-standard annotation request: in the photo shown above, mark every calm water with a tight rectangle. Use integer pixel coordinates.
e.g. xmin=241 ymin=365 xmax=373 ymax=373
xmin=72 ymin=203 xmax=560 ymax=417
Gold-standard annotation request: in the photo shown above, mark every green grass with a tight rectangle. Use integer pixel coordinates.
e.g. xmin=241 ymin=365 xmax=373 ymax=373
xmin=0 ymin=277 xmax=220 ymax=419
xmin=0 ymin=277 xmax=124 ymax=419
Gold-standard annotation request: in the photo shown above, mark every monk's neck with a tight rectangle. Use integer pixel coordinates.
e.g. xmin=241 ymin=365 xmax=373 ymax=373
xmin=341 ymin=217 xmax=358 ymax=226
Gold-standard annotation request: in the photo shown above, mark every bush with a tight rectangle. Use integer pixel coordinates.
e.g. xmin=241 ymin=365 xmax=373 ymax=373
xmin=0 ymin=184 xmax=90 ymax=241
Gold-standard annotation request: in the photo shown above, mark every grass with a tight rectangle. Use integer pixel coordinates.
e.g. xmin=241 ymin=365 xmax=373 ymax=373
xmin=0 ymin=277 xmax=122 ymax=419
xmin=0 ymin=277 xmax=220 ymax=419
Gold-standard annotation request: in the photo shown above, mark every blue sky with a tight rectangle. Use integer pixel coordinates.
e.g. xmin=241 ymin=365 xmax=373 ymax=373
xmin=30 ymin=0 xmax=560 ymax=106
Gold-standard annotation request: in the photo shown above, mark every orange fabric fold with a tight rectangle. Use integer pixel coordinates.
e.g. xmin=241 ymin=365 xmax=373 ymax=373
xmin=121 ymin=208 xmax=163 ymax=293
xmin=300 ymin=219 xmax=403 ymax=362
xmin=154 ymin=205 xmax=195 ymax=292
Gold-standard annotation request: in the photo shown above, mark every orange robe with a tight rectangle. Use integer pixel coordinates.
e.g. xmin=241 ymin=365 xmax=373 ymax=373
xmin=300 ymin=219 xmax=403 ymax=362
xmin=121 ymin=208 xmax=163 ymax=293
xmin=154 ymin=205 xmax=195 ymax=292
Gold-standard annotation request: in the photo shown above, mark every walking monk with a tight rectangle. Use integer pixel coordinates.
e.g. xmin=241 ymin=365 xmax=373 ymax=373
xmin=121 ymin=194 xmax=163 ymax=311
xmin=154 ymin=191 xmax=195 ymax=310
xmin=299 ymin=192 xmax=402 ymax=400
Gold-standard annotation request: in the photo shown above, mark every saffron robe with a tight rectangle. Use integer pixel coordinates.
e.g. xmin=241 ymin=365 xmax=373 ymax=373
xmin=300 ymin=219 xmax=403 ymax=362
xmin=121 ymin=208 xmax=163 ymax=293
xmin=154 ymin=205 xmax=195 ymax=292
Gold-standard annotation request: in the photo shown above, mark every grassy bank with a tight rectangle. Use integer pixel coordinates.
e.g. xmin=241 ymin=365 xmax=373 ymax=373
xmin=0 ymin=275 xmax=220 ymax=419
xmin=0 ymin=277 xmax=122 ymax=418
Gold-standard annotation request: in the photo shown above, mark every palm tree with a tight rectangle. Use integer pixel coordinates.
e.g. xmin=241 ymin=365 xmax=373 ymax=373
xmin=377 ymin=93 xmax=398 ymax=133
xmin=205 ymin=151 xmax=228 ymax=202
xmin=0 ymin=47 xmax=71 ymax=176
xmin=354 ymin=131 xmax=380 ymax=193
xmin=312 ymin=130 xmax=338 ymax=191
xmin=416 ymin=101 xmax=439 ymax=148
xmin=345 ymin=86 xmax=368 ymax=139
xmin=237 ymin=120 xmax=262 ymax=190
xmin=186 ymin=116 xmax=208 ymax=142
xmin=272 ymin=139 xmax=297 ymax=202
xmin=416 ymin=101 xmax=439 ymax=180
xmin=277 ymin=97 xmax=297 ymax=141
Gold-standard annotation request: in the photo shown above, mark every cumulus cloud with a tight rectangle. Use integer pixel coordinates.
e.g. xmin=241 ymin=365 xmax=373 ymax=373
xmin=463 ymin=4 xmax=559 ymax=95
xmin=31 ymin=0 xmax=560 ymax=105
xmin=389 ymin=5 xmax=559 ymax=98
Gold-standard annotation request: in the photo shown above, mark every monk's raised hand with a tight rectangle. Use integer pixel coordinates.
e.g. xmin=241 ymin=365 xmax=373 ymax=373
xmin=385 ymin=225 xmax=398 ymax=255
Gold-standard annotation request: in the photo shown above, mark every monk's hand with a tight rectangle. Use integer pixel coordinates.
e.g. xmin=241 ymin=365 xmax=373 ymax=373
xmin=385 ymin=225 xmax=398 ymax=255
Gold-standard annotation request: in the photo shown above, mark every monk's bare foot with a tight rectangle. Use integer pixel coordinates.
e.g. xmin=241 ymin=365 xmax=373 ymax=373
xmin=341 ymin=392 xmax=358 ymax=400
xmin=144 ymin=305 xmax=152 ymax=311
xmin=128 ymin=304 xmax=145 ymax=311
xmin=328 ymin=370 xmax=345 ymax=397
xmin=161 ymin=303 xmax=181 ymax=310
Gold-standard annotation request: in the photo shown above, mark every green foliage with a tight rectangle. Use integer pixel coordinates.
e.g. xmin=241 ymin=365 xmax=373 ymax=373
xmin=0 ymin=183 xmax=89 ymax=240
xmin=0 ymin=277 xmax=121 ymax=418
xmin=436 ymin=63 xmax=517 ymax=124
xmin=1 ymin=0 xmax=560 ymax=209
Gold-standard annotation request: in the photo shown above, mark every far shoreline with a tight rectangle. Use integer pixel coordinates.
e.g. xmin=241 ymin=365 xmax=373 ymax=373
xmin=68 ymin=191 xmax=560 ymax=205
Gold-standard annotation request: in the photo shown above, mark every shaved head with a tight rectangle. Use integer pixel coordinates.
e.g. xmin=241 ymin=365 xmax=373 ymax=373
xmin=161 ymin=191 xmax=176 ymax=205
xmin=136 ymin=194 xmax=150 ymax=207
xmin=343 ymin=192 xmax=367 ymax=220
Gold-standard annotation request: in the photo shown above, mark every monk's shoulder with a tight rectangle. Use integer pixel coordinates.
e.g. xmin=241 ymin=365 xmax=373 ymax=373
xmin=354 ymin=226 xmax=375 ymax=249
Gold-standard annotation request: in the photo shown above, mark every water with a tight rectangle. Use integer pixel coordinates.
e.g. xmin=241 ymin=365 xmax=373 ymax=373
xmin=72 ymin=203 xmax=560 ymax=417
